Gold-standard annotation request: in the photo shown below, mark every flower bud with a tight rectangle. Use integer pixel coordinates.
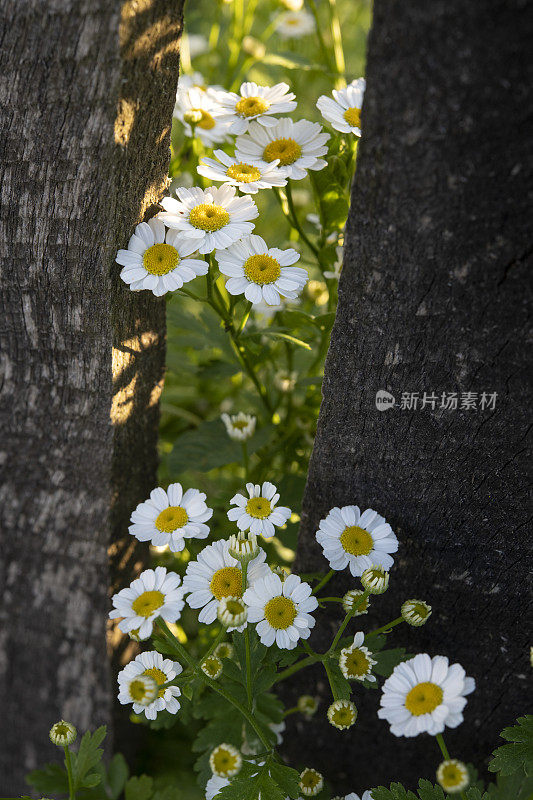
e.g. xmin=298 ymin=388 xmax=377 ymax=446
xmin=401 ymin=599 xmax=432 ymax=626
xmin=201 ymin=655 xmax=223 ymax=680
xmin=49 ymin=720 xmax=77 ymax=747
xmin=342 ymin=589 xmax=370 ymax=615
xmin=218 ymin=596 xmax=248 ymax=628
xmin=436 ymin=759 xmax=469 ymax=793
xmin=326 ymin=700 xmax=357 ymax=730
xmin=297 ymin=694 xmax=318 ymax=718
xmin=299 ymin=767 xmax=324 ymax=796
xmin=228 ymin=531 xmax=259 ymax=562
xmin=361 ymin=565 xmax=389 ymax=594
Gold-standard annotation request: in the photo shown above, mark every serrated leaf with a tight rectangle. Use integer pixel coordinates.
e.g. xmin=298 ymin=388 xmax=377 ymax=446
xmin=71 ymin=726 xmax=106 ymax=791
xmin=489 ymin=716 xmax=533 ymax=777
xmin=125 ymin=774 xmax=154 ymax=800
xmin=169 ymin=419 xmax=274 ymax=474
xmin=26 ymin=762 xmax=69 ymax=794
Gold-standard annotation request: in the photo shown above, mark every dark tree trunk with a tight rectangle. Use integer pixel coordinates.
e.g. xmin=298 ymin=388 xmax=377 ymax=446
xmin=285 ymin=0 xmax=532 ymax=793
xmin=0 ymin=0 xmax=183 ymax=791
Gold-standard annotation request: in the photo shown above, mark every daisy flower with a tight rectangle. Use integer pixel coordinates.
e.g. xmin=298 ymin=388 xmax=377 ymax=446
xmin=173 ymin=87 xmax=228 ymax=145
xmin=243 ymin=572 xmax=318 ymax=650
xmin=198 ymin=150 xmax=288 ymax=194
xmin=299 ymin=768 xmax=323 ymax=796
xmin=221 ymin=411 xmax=256 ymax=441
xmin=128 ymin=483 xmax=212 ymax=553
xmin=235 ymin=119 xmax=329 ymax=181
xmin=109 ymin=566 xmax=185 ymax=640
xmin=214 ymin=641 xmax=234 ymax=660
xmin=315 ymin=505 xmax=399 ymax=577
xmin=182 ymin=539 xmax=271 ymax=627
xmin=378 ymin=653 xmax=476 ymax=737
xmin=327 ymin=700 xmax=357 ymax=730
xmin=157 ymin=186 xmax=258 ymax=255
xmin=436 ymin=760 xmax=470 ymax=794
xmin=118 ymin=651 xmax=182 ymax=720
xmin=227 ymin=481 xmax=291 ymax=538
xmin=206 ymin=775 xmax=229 ymax=800
xmin=401 ymin=599 xmax=432 ymax=627
xmin=116 ymin=218 xmax=207 ymax=296
xmin=116 ymin=674 xmax=157 ymax=708
xmin=275 ymin=10 xmax=315 ymax=38
xmin=210 ymin=743 xmax=242 ymax=778
xmin=317 ymin=78 xmax=366 ymax=136
xmin=201 ymin=655 xmax=223 ymax=680
xmin=215 ymin=81 xmax=297 ymax=135
xmin=217 ymin=235 xmax=307 ymax=307
xmin=339 ymin=631 xmax=377 ymax=682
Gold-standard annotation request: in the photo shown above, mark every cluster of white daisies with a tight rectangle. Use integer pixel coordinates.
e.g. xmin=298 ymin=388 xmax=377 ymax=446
xmin=116 ymin=74 xmax=365 ymax=300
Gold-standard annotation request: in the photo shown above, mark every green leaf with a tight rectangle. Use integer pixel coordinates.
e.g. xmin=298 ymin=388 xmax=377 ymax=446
xmin=106 ymin=753 xmax=129 ymax=799
xmin=26 ymin=762 xmax=69 ymax=794
xmin=71 ymin=726 xmax=106 ymax=791
xmin=169 ymin=419 xmax=274 ymax=474
xmin=372 ymin=780 xmax=445 ymax=800
xmin=323 ymin=656 xmax=351 ymax=701
xmin=125 ymin=774 xmax=154 ymax=800
xmin=489 ymin=716 xmax=533 ymax=776
xmin=373 ymin=647 xmax=410 ymax=678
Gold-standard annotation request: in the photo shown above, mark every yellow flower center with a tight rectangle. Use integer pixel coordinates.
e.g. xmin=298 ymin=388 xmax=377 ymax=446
xmin=232 ymin=419 xmax=249 ymax=430
xmin=235 ymin=96 xmax=270 ymax=117
xmin=226 ymin=162 xmax=262 ymax=183
xmin=129 ymin=679 xmax=150 ymax=702
xmin=202 ymin=656 xmax=221 ymax=677
xmin=194 ymin=108 xmax=216 ymax=130
xmin=343 ymin=648 xmax=370 ymax=677
xmin=411 ymin=602 xmax=430 ymax=618
xmin=340 ymin=525 xmax=373 ymax=556
xmin=263 ymin=137 xmax=302 ymax=165
xmin=245 ymin=495 xmax=273 ymax=517
xmin=264 ymin=595 xmax=297 ymax=629
xmin=212 ymin=748 xmax=239 ymax=776
xmin=143 ymin=243 xmax=179 ymax=276
xmin=243 ymin=254 xmax=281 ymax=286
xmin=210 ymin=566 xmax=242 ymax=600
xmin=143 ymin=667 xmax=167 ymax=698
xmin=330 ymin=705 xmax=355 ymax=727
xmin=301 ymin=770 xmax=322 ymax=789
xmin=344 ymin=106 xmax=361 ymax=127
xmin=189 ymin=203 xmax=230 ymax=231
xmin=224 ymin=598 xmax=245 ymax=617
xmin=405 ymin=681 xmax=443 ymax=716
xmin=131 ymin=590 xmax=165 ymax=617
xmin=155 ymin=505 xmax=188 ymax=532
xmin=440 ymin=763 xmax=464 ymax=787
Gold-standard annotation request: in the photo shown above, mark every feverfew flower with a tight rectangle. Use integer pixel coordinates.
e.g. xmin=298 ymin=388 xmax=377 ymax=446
xmin=118 ymin=651 xmax=182 ymax=720
xmin=49 ymin=721 xmax=77 ymax=747
xmin=198 ymin=150 xmax=288 ymax=194
xmin=342 ymin=589 xmax=370 ymax=615
xmin=228 ymin=481 xmax=291 ymax=538
xmin=361 ymin=565 xmax=389 ymax=594
xmin=316 ymin=506 xmax=398 ymax=577
xmin=236 ymin=119 xmax=329 ymax=180
xmin=275 ymin=10 xmax=315 ymax=38
xmin=401 ymin=599 xmax=432 ymax=627
xmin=109 ymin=567 xmax=185 ymax=640
xmin=299 ymin=768 xmax=324 ymax=796
xmin=243 ymin=572 xmax=318 ymax=650
xmin=118 ymin=673 xmax=158 ymax=708
xmin=129 ymin=483 xmax=212 ymax=553
xmin=116 ymin=218 xmax=207 ymax=296
xmin=206 ymin=775 xmax=229 ymax=800
xmin=317 ymin=78 xmax=366 ymax=136
xmin=210 ymin=743 xmax=242 ymax=778
xmin=221 ymin=411 xmax=256 ymax=441
xmin=183 ymin=539 xmax=271 ymax=627
xmin=201 ymin=655 xmax=223 ymax=680
xmin=174 ymin=87 xmax=229 ymax=145
xmin=217 ymin=236 xmax=307 ymax=306
xmin=339 ymin=631 xmax=377 ymax=682
xmin=216 ymin=81 xmax=297 ymax=135
xmin=214 ymin=641 xmax=234 ymax=660
xmin=158 ymin=186 xmax=258 ymax=255
xmin=327 ymin=700 xmax=357 ymax=730
xmin=436 ymin=760 xmax=470 ymax=794
xmin=378 ymin=654 xmax=476 ymax=737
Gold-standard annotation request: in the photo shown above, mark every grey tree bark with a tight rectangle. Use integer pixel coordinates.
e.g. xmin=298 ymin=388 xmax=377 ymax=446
xmin=0 ymin=0 xmax=183 ymax=791
xmin=285 ymin=0 xmax=532 ymax=793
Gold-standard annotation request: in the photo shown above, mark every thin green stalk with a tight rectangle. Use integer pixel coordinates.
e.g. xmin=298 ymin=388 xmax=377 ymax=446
xmin=328 ymin=609 xmax=353 ymax=654
xmin=369 ymin=616 xmax=404 ymax=637
xmin=435 ymin=734 xmax=468 ymax=800
xmin=283 ymin=706 xmax=299 ymax=718
xmin=64 ymin=746 xmax=75 ymax=800
xmin=274 ymin=653 xmax=321 ymax=684
xmin=236 ymin=301 xmax=252 ymax=336
xmin=323 ymin=658 xmax=340 ymax=700
xmin=244 ymin=626 xmax=253 ymax=710
xmin=312 ymin=568 xmax=334 ymax=595
xmin=285 ymin=182 xmax=319 ymax=257
xmin=202 ymin=626 xmax=227 ymax=663
xmin=317 ymin=596 xmax=344 ymax=603
xmin=242 ymin=441 xmax=249 ymax=481
xmin=327 ymin=0 xmax=346 ymax=88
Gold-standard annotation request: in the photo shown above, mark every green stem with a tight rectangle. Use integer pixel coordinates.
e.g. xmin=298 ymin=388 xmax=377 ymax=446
xmin=283 ymin=706 xmax=299 ymax=718
xmin=327 ymin=0 xmax=346 ymax=88
xmin=64 ymin=746 xmax=75 ymax=800
xmin=317 ymin=596 xmax=344 ymax=603
xmin=369 ymin=617 xmax=404 ymax=637
xmin=285 ymin=182 xmax=319 ymax=257
xmin=312 ymin=568 xmax=334 ymax=595
xmin=236 ymin=301 xmax=252 ymax=336
xmin=328 ymin=610 xmax=353 ymax=653
xmin=242 ymin=441 xmax=249 ymax=481
xmin=244 ymin=626 xmax=253 ymax=710
xmin=274 ymin=653 xmax=321 ymax=684
xmin=202 ymin=626 xmax=227 ymax=663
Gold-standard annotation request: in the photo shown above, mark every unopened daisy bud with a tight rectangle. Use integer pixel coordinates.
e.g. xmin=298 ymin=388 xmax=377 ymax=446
xmin=299 ymin=768 xmax=324 ymax=797
xmin=218 ymin=596 xmax=248 ymax=628
xmin=436 ymin=760 xmax=469 ymax=794
xmin=297 ymin=694 xmax=318 ymax=718
xmin=201 ymin=655 xmax=223 ymax=680
xmin=228 ymin=530 xmax=259 ymax=562
xmin=401 ymin=599 xmax=432 ymax=627
xmin=214 ymin=641 xmax=234 ymax=660
xmin=183 ymin=109 xmax=203 ymax=125
xmin=209 ymin=743 xmax=242 ymax=778
xmin=327 ymin=699 xmax=357 ymax=730
xmin=271 ymin=564 xmax=290 ymax=581
xmin=49 ymin=720 xmax=77 ymax=747
xmin=121 ymin=674 xmax=159 ymax=707
xmin=361 ymin=565 xmax=389 ymax=594
xmin=242 ymin=35 xmax=266 ymax=59
xmin=342 ymin=588 xmax=370 ymax=615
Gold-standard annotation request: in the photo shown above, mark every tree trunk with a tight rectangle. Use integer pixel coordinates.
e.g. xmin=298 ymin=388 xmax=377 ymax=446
xmin=286 ymin=0 xmax=532 ymax=793
xmin=0 ymin=0 xmax=183 ymax=791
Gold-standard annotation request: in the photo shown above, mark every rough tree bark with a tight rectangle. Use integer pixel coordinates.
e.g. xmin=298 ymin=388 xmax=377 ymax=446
xmin=0 ymin=0 xmax=184 ymax=791
xmin=285 ymin=0 xmax=532 ymax=793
